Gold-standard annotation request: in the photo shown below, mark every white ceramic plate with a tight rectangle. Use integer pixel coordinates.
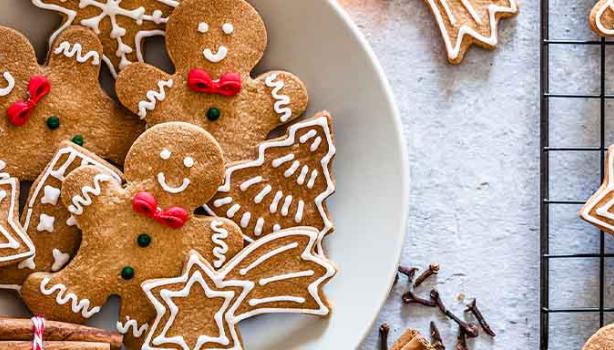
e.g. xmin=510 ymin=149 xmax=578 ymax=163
xmin=0 ymin=0 xmax=408 ymax=348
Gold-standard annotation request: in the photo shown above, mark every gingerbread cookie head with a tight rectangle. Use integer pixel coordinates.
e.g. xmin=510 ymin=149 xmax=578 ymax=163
xmin=166 ymin=0 xmax=267 ymax=77
xmin=125 ymin=122 xmax=224 ymax=208
xmin=0 ymin=25 xmax=143 ymax=181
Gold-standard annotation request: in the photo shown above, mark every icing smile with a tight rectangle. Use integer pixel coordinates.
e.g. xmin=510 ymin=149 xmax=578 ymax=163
xmin=157 ymin=172 xmax=191 ymax=194
xmin=203 ymin=46 xmax=228 ymax=63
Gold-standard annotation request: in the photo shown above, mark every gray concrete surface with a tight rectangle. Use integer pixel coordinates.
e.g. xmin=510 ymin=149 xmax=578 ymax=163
xmin=340 ymin=0 xmax=614 ymax=349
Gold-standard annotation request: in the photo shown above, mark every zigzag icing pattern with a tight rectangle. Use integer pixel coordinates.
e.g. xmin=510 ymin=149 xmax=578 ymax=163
xmin=211 ymin=220 xmax=229 ymax=269
xmin=138 ymin=79 xmax=174 ymax=119
xmin=53 ymin=41 xmax=101 ymax=65
xmin=40 ymin=276 xmax=101 ymax=318
xmin=68 ymin=173 xmax=115 ymax=215
xmin=264 ymin=73 xmax=292 ymax=123
xmin=116 ymin=317 xmax=149 ymax=338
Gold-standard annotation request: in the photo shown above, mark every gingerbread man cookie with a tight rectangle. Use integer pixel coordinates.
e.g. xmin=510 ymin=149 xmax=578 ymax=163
xmin=424 ymin=0 xmax=518 ymax=64
xmin=141 ymin=228 xmax=336 ymax=350
xmin=0 ymin=163 xmax=35 ymax=269
xmin=206 ymin=112 xmax=336 ymax=253
xmin=580 ymin=145 xmax=614 ymax=235
xmin=20 ymin=122 xmax=244 ymax=349
xmin=116 ymin=0 xmax=309 ymax=163
xmin=591 ymin=0 xmax=614 ymax=36
xmin=583 ymin=324 xmax=614 ymax=350
xmin=0 ymin=25 xmax=143 ymax=181
xmin=33 ymin=0 xmax=179 ymax=77
xmin=0 ymin=142 xmax=121 ymax=289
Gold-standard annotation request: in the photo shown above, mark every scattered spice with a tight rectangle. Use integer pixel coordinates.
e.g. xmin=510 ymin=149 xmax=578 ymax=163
xmin=430 ymin=321 xmax=445 ymax=350
xmin=414 ymin=264 xmax=440 ymax=288
xmin=465 ymin=299 xmax=496 ymax=337
xmin=430 ymin=290 xmax=479 ymax=338
xmin=455 ymin=329 xmax=468 ymax=350
xmin=402 ymin=290 xmax=437 ymax=307
xmin=398 ymin=265 xmax=419 ymax=284
xmin=380 ymin=323 xmax=390 ymax=350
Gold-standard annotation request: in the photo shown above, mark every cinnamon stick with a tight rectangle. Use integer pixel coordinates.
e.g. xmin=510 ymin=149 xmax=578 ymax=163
xmin=0 ymin=318 xmax=122 ymax=350
xmin=0 ymin=341 xmax=110 ymax=349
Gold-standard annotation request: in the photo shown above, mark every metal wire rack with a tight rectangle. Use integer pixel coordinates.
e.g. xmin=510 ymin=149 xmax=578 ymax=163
xmin=540 ymin=0 xmax=614 ymax=348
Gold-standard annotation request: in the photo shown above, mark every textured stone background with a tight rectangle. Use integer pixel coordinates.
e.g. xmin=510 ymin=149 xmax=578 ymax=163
xmin=339 ymin=0 xmax=614 ymax=349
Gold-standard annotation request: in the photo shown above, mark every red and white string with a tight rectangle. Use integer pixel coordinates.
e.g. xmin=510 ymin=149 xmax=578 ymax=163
xmin=31 ymin=316 xmax=45 ymax=350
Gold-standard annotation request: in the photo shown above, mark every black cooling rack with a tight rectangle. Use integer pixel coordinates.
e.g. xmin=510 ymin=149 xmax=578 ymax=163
xmin=540 ymin=0 xmax=614 ymax=348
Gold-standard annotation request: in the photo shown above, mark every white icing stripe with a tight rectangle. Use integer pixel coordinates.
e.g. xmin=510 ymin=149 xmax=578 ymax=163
xmin=157 ymin=172 xmax=190 ymax=194
xmin=0 ymin=174 xmax=35 ymax=262
xmin=211 ymin=221 xmax=229 ymax=269
xmin=281 ymin=196 xmax=293 ymax=217
xmin=264 ymin=73 xmax=292 ymax=122
xmin=18 ymin=257 xmax=35 ymax=270
xmin=269 ymin=191 xmax=283 ymax=214
xmin=440 ymin=0 xmax=457 ymax=25
xmin=51 ymin=249 xmax=70 ymax=272
xmin=138 ymin=79 xmax=173 ymax=119
xmin=240 ymin=212 xmax=251 ymax=228
xmin=310 ymin=137 xmax=322 ymax=152
xmin=53 ymin=41 xmax=101 ymax=65
xmin=214 ymin=197 xmax=233 ymax=208
xmin=117 ymin=318 xmax=149 ymax=338
xmin=226 ymin=204 xmax=241 ymax=218
xmin=239 ymin=242 xmax=299 ymax=276
xmin=295 ymin=200 xmax=305 ymax=223
xmin=0 ymin=72 xmax=15 ymax=97
xmin=307 ymin=170 xmax=318 ymax=189
xmin=68 ymin=174 xmax=115 ymax=215
xmin=297 ymin=166 xmax=309 ymax=185
xmin=284 ymin=161 xmax=300 ymax=177
xmin=300 ymin=130 xmax=317 ymax=144
xmin=240 ymin=176 xmax=262 ymax=191
xmin=41 ymin=185 xmax=61 ymax=206
xmin=254 ymin=218 xmax=265 ymax=236
xmin=40 ymin=277 xmax=101 ymax=318
xmin=596 ymin=0 xmax=614 ymax=35
xmin=37 ymin=214 xmax=56 ymax=233
xmin=273 ymin=224 xmax=281 ymax=232
xmin=272 ymin=154 xmax=294 ymax=168
xmin=254 ymin=185 xmax=272 ymax=204
xmin=460 ymin=0 xmax=482 ymax=24
xmin=259 ymin=270 xmax=315 ymax=286
xmin=248 ymin=296 xmax=305 ymax=306
xmin=203 ymin=46 xmax=228 ymax=63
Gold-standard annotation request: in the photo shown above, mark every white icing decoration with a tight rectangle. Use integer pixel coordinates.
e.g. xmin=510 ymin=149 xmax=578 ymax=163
xmin=183 ymin=157 xmax=194 ymax=168
xmin=53 ymin=41 xmax=101 ymax=65
xmin=254 ymin=218 xmax=265 ymax=236
xmin=222 ymin=23 xmax=234 ymax=35
xmin=0 ymin=72 xmax=15 ymax=97
xmin=297 ymin=165 xmax=309 ymax=185
xmin=40 ymin=276 xmax=101 ymax=318
xmin=213 ymin=197 xmax=233 ymax=208
xmin=51 ymin=248 xmax=70 ymax=272
xmin=226 ymin=204 xmax=241 ymax=218
xmin=240 ymin=212 xmax=251 ymax=228
xmin=68 ymin=174 xmax=115 ymax=215
xmin=295 ymin=200 xmax=305 ymax=223
xmin=254 ymin=185 xmax=272 ymax=204
xmin=37 ymin=214 xmax=56 ymax=233
xmin=117 ymin=317 xmax=149 ymax=338
xmin=141 ymin=228 xmax=336 ymax=350
xmin=272 ymin=154 xmax=294 ymax=168
xmin=18 ymin=256 xmax=35 ymax=270
xmin=240 ymin=176 xmax=262 ymax=192
xmin=197 ymin=22 xmax=209 ymax=33
xmin=0 ymin=173 xmax=36 ymax=264
xmin=157 ymin=172 xmax=190 ymax=194
xmin=310 ymin=137 xmax=322 ymax=152
xmin=299 ymin=130 xmax=317 ymax=144
xmin=425 ymin=0 xmax=519 ymax=62
xmin=239 ymin=242 xmax=298 ymax=276
xmin=582 ymin=148 xmax=614 ymax=232
xmin=203 ymin=46 xmax=228 ymax=63
xmin=264 ymin=73 xmax=292 ymax=122
xmin=211 ymin=220 xmax=229 ymax=269
xmin=41 ymin=186 xmax=61 ymax=206
xmin=596 ymin=0 xmax=614 ymax=34
xmin=280 ymin=196 xmax=293 ymax=217
xmin=138 ymin=79 xmax=174 ymax=119
xmin=273 ymin=224 xmax=281 ymax=232
xmin=284 ymin=161 xmax=300 ymax=178
xmin=66 ymin=216 xmax=78 ymax=227
xmin=160 ymin=148 xmax=171 ymax=160
xmin=307 ymin=170 xmax=318 ymax=189
xmin=269 ymin=191 xmax=283 ymax=214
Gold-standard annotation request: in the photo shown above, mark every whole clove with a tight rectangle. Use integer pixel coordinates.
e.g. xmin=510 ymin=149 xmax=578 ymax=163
xmin=430 ymin=321 xmax=445 ymax=350
xmin=398 ymin=265 xmax=419 ymax=284
xmin=465 ymin=299 xmax=496 ymax=337
xmin=414 ymin=264 xmax=440 ymax=288
xmin=455 ymin=328 xmax=468 ymax=350
xmin=430 ymin=289 xmax=479 ymax=338
xmin=379 ymin=323 xmax=390 ymax=350
xmin=402 ymin=290 xmax=436 ymax=307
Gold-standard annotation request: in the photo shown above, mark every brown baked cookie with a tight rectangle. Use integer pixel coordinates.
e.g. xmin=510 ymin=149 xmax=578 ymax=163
xmin=141 ymin=228 xmax=336 ymax=350
xmin=0 ymin=165 xmax=35 ymax=269
xmin=0 ymin=25 xmax=143 ymax=181
xmin=32 ymin=0 xmax=179 ymax=77
xmin=0 ymin=142 xmax=121 ymax=289
xmin=206 ymin=112 xmax=335 ymax=253
xmin=20 ymin=122 xmax=244 ymax=349
xmin=116 ymin=0 xmax=309 ymax=163
xmin=423 ymin=0 xmax=518 ymax=64
xmin=392 ymin=329 xmax=435 ymax=350
xmin=583 ymin=324 xmax=614 ymax=350
xmin=591 ymin=0 xmax=614 ymax=37
xmin=580 ymin=145 xmax=614 ymax=234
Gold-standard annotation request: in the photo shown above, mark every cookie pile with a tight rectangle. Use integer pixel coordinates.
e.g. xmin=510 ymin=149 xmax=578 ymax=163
xmin=0 ymin=0 xmax=337 ymax=349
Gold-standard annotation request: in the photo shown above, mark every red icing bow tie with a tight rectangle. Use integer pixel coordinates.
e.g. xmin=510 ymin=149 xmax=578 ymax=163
xmin=7 ymin=76 xmax=51 ymax=127
xmin=132 ymin=192 xmax=189 ymax=229
xmin=187 ymin=69 xmax=242 ymax=97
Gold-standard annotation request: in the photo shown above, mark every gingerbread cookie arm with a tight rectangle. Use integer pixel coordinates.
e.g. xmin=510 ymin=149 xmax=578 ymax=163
xmin=195 ymin=218 xmax=244 ymax=270
xmin=257 ymin=71 xmax=309 ymax=126
xmin=60 ymin=166 xmax=121 ymax=230
xmin=116 ymin=63 xmax=174 ymax=120
xmin=47 ymin=26 xmax=103 ymax=81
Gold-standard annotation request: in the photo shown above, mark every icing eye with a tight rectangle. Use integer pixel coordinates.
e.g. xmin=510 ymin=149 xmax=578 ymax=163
xmin=184 ymin=157 xmax=194 ymax=168
xmin=222 ymin=23 xmax=234 ymax=35
xmin=160 ymin=149 xmax=172 ymax=160
xmin=198 ymin=22 xmax=209 ymax=33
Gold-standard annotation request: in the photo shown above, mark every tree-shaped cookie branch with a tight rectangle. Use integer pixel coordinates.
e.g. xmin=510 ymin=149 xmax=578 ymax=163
xmin=206 ymin=112 xmax=336 ymax=253
xmin=33 ymin=0 xmax=179 ymax=77
xmin=581 ymin=145 xmax=614 ymax=234
xmin=0 ymin=142 xmax=122 ymax=289
xmin=141 ymin=228 xmax=336 ymax=350
xmin=424 ymin=0 xmax=518 ymax=64
xmin=116 ymin=0 xmax=308 ymax=163
xmin=20 ymin=123 xmax=244 ymax=350
xmin=0 ymin=25 xmax=143 ymax=181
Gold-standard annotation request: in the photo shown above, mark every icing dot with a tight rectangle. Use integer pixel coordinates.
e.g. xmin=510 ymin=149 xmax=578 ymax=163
xmin=121 ymin=266 xmax=135 ymax=280
xmin=206 ymin=107 xmax=221 ymax=121
xmin=184 ymin=157 xmax=194 ymax=168
xmin=160 ymin=149 xmax=172 ymax=160
xmin=222 ymin=23 xmax=234 ymax=35
xmin=71 ymin=135 xmax=84 ymax=146
xmin=46 ymin=116 xmax=60 ymax=130
xmin=198 ymin=22 xmax=209 ymax=33
xmin=137 ymin=234 xmax=151 ymax=248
